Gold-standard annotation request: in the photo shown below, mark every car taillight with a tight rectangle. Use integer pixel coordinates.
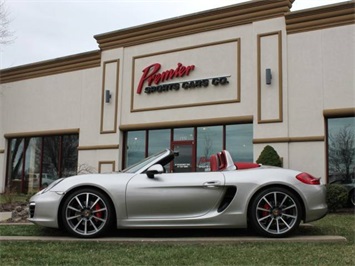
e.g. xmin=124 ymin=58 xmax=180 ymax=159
xmin=296 ymin=172 xmax=321 ymax=185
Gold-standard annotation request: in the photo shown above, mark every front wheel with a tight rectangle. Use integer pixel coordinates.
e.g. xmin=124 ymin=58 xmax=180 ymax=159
xmin=249 ymin=187 xmax=302 ymax=238
xmin=61 ymin=188 xmax=113 ymax=238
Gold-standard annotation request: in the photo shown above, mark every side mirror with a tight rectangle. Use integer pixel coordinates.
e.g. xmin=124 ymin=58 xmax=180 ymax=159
xmin=146 ymin=164 xmax=164 ymax=179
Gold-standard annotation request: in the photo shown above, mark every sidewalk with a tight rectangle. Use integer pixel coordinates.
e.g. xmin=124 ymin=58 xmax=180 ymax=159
xmin=0 ymin=212 xmax=12 ymax=221
xmin=0 ymin=235 xmax=347 ymax=243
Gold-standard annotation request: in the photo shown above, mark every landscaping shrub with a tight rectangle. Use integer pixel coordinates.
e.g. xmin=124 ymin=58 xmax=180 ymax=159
xmin=326 ymin=184 xmax=348 ymax=212
xmin=256 ymin=145 xmax=282 ymax=167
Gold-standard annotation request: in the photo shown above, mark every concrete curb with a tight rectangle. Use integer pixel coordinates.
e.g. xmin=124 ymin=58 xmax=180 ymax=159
xmin=0 ymin=235 xmax=347 ymax=243
xmin=0 ymin=217 xmax=347 ymax=244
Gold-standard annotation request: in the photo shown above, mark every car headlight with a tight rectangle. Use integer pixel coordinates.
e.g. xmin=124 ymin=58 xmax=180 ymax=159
xmin=38 ymin=178 xmax=65 ymax=194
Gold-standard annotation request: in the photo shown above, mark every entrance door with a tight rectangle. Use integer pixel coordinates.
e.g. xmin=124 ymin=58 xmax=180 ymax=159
xmin=172 ymin=141 xmax=195 ymax=172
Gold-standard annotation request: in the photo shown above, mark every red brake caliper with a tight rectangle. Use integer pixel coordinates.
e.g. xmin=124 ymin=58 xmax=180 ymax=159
xmin=95 ymin=204 xmax=102 ymax=219
xmin=263 ymin=203 xmax=271 ymax=217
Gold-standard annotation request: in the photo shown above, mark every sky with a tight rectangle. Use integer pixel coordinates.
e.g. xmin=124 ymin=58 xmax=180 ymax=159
xmin=0 ymin=0 xmax=348 ymax=69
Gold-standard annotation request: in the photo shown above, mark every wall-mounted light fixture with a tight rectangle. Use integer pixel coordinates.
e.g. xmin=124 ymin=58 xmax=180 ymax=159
xmin=105 ymin=90 xmax=112 ymax=103
xmin=266 ymin=68 xmax=272 ymax=85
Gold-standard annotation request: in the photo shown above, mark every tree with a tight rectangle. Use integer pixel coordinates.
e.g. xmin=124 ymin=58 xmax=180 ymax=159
xmin=328 ymin=125 xmax=355 ymax=184
xmin=256 ymin=145 xmax=282 ymax=167
xmin=0 ymin=0 xmax=14 ymax=45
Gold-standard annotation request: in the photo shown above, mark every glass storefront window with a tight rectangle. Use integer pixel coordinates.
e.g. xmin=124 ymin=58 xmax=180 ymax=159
xmin=124 ymin=123 xmax=253 ymax=172
xmin=126 ymin=131 xmax=146 ymax=167
xmin=226 ymin=124 xmax=253 ymax=162
xmin=6 ymin=134 xmax=79 ymax=193
xmin=42 ymin=136 xmax=60 ymax=181
xmin=327 ymin=117 xmax=355 ymax=184
xmin=24 ymin=138 xmax=42 ymax=193
xmin=7 ymin=138 xmax=24 ymax=193
xmin=196 ymin=126 xmax=223 ymax=172
xmin=148 ymin=129 xmax=170 ymax=156
xmin=173 ymin=128 xmax=194 ymax=141
xmin=61 ymin=135 xmax=79 ymax=177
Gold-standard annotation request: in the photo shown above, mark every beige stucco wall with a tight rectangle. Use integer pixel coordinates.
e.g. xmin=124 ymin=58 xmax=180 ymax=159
xmin=118 ymin=17 xmax=287 ymax=128
xmin=119 ymin=24 xmax=253 ymax=126
xmin=1 ymin=70 xmax=95 ymax=133
xmin=0 ymin=4 xmax=353 ymax=192
xmin=0 ymin=83 xmax=4 ymax=192
xmin=0 ymin=66 xmax=120 ymax=177
xmin=287 ymin=24 xmax=354 ymax=180
xmin=288 ymin=25 xmax=354 ymax=138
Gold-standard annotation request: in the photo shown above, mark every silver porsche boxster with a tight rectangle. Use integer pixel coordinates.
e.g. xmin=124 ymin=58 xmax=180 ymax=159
xmin=28 ymin=149 xmax=327 ymax=238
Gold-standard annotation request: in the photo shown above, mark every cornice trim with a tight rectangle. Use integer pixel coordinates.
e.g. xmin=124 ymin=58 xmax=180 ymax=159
xmin=286 ymin=1 xmax=355 ymax=34
xmin=78 ymin=144 xmax=119 ymax=151
xmin=323 ymin=107 xmax=355 ymax=118
xmin=120 ymin=115 xmax=254 ymax=131
xmin=94 ymin=0 xmax=293 ymax=50
xmin=253 ymin=136 xmax=325 ymax=144
xmin=0 ymin=50 xmax=101 ymax=84
xmin=4 ymin=128 xmax=80 ymax=139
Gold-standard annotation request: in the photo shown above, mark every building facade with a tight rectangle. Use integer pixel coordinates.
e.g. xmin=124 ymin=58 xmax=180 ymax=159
xmin=0 ymin=0 xmax=354 ymax=194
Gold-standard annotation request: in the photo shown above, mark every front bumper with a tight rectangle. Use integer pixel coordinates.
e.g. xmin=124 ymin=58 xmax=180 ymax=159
xmin=28 ymin=191 xmax=64 ymax=228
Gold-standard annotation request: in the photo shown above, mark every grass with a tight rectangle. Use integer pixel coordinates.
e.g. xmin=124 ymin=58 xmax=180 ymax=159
xmin=0 ymin=193 xmax=31 ymax=204
xmin=0 ymin=214 xmax=354 ymax=265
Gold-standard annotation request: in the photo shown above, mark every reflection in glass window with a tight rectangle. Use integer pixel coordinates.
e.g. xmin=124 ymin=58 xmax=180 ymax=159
xmin=197 ymin=126 xmax=223 ymax=172
xmin=42 ymin=136 xmax=60 ymax=180
xmin=124 ymin=123 xmax=254 ymax=172
xmin=7 ymin=138 xmax=24 ymax=192
xmin=6 ymin=134 xmax=79 ymax=193
xmin=174 ymin=128 xmax=194 ymax=141
xmin=126 ymin=131 xmax=146 ymax=167
xmin=327 ymin=117 xmax=355 ymax=184
xmin=148 ymin=129 xmax=170 ymax=156
xmin=226 ymin=124 xmax=253 ymax=162
xmin=61 ymin=135 xmax=79 ymax=177
xmin=24 ymin=138 xmax=42 ymax=193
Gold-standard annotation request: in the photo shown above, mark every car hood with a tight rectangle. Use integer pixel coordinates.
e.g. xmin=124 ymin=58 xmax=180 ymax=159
xmin=49 ymin=172 xmax=134 ymax=192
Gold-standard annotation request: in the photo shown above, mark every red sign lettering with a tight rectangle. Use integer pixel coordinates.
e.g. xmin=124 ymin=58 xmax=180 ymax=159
xmin=136 ymin=62 xmax=195 ymax=94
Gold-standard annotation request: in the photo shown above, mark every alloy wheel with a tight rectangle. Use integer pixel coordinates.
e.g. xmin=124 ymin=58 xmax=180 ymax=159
xmin=63 ymin=190 xmax=110 ymax=237
xmin=250 ymin=188 xmax=301 ymax=237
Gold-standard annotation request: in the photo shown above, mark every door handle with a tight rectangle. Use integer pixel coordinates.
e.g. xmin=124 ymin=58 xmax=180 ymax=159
xmin=203 ymin=181 xmax=221 ymax=188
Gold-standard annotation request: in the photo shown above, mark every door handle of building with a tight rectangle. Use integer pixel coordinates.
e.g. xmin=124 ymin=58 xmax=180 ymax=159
xmin=203 ymin=181 xmax=221 ymax=188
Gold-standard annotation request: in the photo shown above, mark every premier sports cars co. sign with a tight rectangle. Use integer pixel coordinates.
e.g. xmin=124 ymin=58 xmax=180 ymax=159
xmin=136 ymin=62 xmax=230 ymax=95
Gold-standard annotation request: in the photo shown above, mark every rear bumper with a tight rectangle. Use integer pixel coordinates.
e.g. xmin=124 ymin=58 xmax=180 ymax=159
xmin=304 ymin=204 xmax=328 ymax=223
xmin=303 ymin=185 xmax=328 ymax=223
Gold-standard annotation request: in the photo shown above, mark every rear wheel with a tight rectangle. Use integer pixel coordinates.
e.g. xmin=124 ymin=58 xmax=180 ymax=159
xmin=249 ymin=187 xmax=302 ymax=238
xmin=61 ymin=188 xmax=113 ymax=238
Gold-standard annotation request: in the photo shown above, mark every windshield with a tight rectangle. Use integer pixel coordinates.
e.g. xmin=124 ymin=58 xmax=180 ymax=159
xmin=122 ymin=150 xmax=169 ymax=173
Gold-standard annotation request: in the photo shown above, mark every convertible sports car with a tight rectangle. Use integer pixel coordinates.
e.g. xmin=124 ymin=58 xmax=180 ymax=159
xmin=28 ymin=149 xmax=327 ymax=238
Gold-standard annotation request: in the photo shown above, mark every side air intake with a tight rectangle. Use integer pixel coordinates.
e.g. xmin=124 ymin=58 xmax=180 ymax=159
xmin=218 ymin=186 xmax=237 ymax=212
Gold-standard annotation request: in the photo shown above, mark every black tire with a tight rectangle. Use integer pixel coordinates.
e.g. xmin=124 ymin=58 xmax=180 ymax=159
xmin=61 ymin=188 xmax=113 ymax=238
xmin=249 ymin=187 xmax=302 ymax=238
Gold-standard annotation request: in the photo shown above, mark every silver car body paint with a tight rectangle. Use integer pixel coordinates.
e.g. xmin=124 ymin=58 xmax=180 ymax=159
xmin=28 ymin=149 xmax=327 ymax=231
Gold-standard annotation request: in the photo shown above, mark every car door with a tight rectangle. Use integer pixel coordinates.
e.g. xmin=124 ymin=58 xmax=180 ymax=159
xmin=126 ymin=171 xmax=225 ymax=219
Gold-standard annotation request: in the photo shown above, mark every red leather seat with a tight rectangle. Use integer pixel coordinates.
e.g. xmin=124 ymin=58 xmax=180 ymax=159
xmin=234 ymin=162 xmax=260 ymax=170
xmin=217 ymin=152 xmax=226 ymax=170
xmin=210 ymin=154 xmax=219 ymax=171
